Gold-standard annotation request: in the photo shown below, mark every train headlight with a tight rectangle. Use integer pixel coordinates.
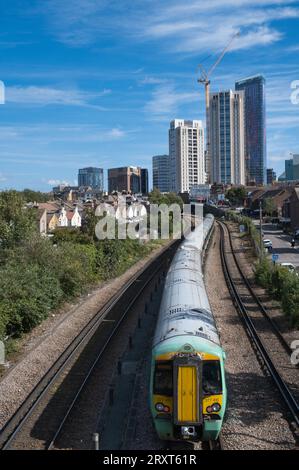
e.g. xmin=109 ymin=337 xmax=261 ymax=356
xmin=211 ymin=403 xmax=221 ymax=412
xmin=155 ymin=403 xmax=164 ymax=412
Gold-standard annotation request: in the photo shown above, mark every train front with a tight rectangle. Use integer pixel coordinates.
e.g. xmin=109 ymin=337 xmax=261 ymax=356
xmin=150 ymin=338 xmax=226 ymax=442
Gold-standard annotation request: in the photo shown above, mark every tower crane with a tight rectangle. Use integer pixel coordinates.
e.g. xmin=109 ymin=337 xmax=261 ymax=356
xmin=198 ymin=32 xmax=240 ymax=182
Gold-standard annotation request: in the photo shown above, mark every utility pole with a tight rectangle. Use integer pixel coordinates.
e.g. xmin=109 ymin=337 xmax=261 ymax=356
xmin=259 ymin=200 xmax=263 ymax=257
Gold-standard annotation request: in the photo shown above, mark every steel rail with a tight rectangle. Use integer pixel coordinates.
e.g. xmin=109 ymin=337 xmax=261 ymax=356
xmin=0 ymin=239 xmax=179 ymax=450
xmin=46 ymin=250 xmax=171 ymax=450
xmin=224 ymin=221 xmax=293 ymax=357
xmin=218 ymin=221 xmax=299 ymax=428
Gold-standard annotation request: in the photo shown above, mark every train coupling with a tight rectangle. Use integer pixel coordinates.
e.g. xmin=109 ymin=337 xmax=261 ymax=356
xmin=181 ymin=426 xmax=197 ymax=438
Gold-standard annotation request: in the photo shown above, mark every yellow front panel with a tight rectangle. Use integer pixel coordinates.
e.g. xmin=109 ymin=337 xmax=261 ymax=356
xmin=177 ymin=366 xmax=198 ymax=423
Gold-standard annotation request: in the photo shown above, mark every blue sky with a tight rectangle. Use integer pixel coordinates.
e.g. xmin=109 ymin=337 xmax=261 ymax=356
xmin=0 ymin=0 xmax=299 ymax=191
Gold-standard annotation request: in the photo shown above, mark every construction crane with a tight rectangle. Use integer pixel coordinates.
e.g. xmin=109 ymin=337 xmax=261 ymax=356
xmin=198 ymin=32 xmax=240 ymax=182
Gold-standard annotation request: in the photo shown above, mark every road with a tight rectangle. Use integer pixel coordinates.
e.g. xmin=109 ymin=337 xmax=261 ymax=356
xmin=259 ymin=223 xmax=299 ymax=268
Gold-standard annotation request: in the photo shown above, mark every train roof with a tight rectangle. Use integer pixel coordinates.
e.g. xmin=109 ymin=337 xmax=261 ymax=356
xmin=153 ymin=218 xmax=220 ymax=349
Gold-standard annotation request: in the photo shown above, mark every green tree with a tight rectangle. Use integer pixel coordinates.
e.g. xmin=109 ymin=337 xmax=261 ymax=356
xmin=21 ymin=189 xmax=51 ymax=203
xmin=263 ymin=197 xmax=276 ymax=217
xmin=225 ymin=187 xmax=247 ymax=206
xmin=0 ymin=191 xmax=36 ymax=249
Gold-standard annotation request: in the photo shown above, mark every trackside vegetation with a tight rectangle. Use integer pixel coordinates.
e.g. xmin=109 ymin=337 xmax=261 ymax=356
xmin=225 ymin=210 xmax=299 ymax=326
xmin=0 ymin=190 xmax=178 ymax=345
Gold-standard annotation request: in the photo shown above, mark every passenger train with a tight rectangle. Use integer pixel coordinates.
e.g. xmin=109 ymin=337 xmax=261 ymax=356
xmin=150 ymin=214 xmax=227 ymax=442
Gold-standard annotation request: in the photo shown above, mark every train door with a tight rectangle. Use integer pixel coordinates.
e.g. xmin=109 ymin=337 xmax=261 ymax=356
xmin=173 ymin=356 xmax=202 ymax=431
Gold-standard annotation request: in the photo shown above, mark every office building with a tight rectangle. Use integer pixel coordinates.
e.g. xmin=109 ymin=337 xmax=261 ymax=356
xmin=152 ymin=155 xmax=171 ymax=192
xmin=169 ymin=119 xmax=205 ymax=193
xmin=267 ymin=168 xmax=277 ymax=185
xmin=108 ymin=166 xmax=141 ymax=193
xmin=209 ymin=90 xmax=245 ymax=185
xmin=78 ymin=167 xmax=103 ymax=190
xmin=235 ymin=75 xmax=266 ymax=184
xmin=140 ymin=168 xmax=149 ymax=194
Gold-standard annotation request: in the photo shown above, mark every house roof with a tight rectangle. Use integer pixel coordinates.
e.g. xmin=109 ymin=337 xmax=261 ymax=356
xmin=39 ymin=202 xmax=60 ymax=211
xmin=293 ymin=187 xmax=299 ymax=200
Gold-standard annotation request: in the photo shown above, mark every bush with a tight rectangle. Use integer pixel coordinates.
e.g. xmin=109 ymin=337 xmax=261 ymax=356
xmin=0 ymin=262 xmax=63 ymax=337
xmin=254 ymin=259 xmax=299 ymax=326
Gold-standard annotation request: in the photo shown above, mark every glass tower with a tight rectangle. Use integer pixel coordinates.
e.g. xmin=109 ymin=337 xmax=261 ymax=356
xmin=78 ymin=167 xmax=104 ymax=190
xmin=235 ymin=75 xmax=266 ymax=185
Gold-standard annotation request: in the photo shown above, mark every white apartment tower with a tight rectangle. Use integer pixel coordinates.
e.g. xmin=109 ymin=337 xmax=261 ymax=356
xmin=169 ymin=119 xmax=205 ymax=193
xmin=209 ymin=90 xmax=245 ymax=185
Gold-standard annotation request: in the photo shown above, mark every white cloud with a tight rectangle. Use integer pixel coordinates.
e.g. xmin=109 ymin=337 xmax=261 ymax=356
xmin=36 ymin=0 xmax=298 ymax=54
xmin=142 ymin=6 xmax=299 ymax=54
xmin=0 ymin=173 xmax=7 ymax=182
xmin=47 ymin=179 xmax=71 ymax=186
xmin=6 ymin=86 xmax=111 ymax=108
xmin=144 ymin=83 xmax=198 ymax=119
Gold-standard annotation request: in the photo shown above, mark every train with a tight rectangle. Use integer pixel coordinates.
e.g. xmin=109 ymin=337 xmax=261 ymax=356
xmin=150 ymin=214 xmax=227 ymax=442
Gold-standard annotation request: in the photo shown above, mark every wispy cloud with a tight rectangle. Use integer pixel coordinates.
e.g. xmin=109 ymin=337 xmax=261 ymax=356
xmin=47 ymin=179 xmax=71 ymax=186
xmin=141 ymin=5 xmax=299 ymax=54
xmin=35 ymin=0 xmax=298 ymax=55
xmin=0 ymin=124 xmax=128 ymax=144
xmin=0 ymin=173 xmax=7 ymax=182
xmin=6 ymin=86 xmax=111 ymax=108
xmin=144 ymin=83 xmax=198 ymax=119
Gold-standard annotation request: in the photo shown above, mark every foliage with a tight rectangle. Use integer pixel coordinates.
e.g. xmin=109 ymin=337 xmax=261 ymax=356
xmin=263 ymin=197 xmax=276 ymax=216
xmin=0 ymin=190 xmax=36 ymax=249
xmin=148 ymin=188 xmax=184 ymax=209
xmin=254 ymin=257 xmax=299 ymax=326
xmin=21 ymin=189 xmax=51 ymax=203
xmin=225 ymin=186 xmax=247 ymax=206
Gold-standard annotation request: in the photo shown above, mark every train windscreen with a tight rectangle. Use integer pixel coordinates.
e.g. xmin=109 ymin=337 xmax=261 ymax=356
xmin=202 ymin=361 xmax=222 ymax=395
xmin=154 ymin=362 xmax=173 ymax=396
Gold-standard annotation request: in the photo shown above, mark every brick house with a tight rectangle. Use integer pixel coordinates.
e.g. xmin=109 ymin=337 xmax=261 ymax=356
xmin=289 ymin=188 xmax=299 ymax=231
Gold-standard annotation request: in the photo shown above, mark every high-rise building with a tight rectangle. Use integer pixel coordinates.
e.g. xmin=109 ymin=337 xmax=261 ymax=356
xmin=169 ymin=119 xmax=205 ymax=193
xmin=267 ymin=168 xmax=277 ymax=185
xmin=108 ymin=166 xmax=141 ymax=193
xmin=285 ymin=158 xmax=293 ymax=181
xmin=293 ymin=154 xmax=299 ymax=180
xmin=284 ymin=154 xmax=299 ymax=181
xmin=209 ymin=90 xmax=245 ymax=185
xmin=152 ymin=155 xmax=171 ymax=192
xmin=140 ymin=168 xmax=149 ymax=194
xmin=78 ymin=167 xmax=104 ymax=190
xmin=235 ymin=75 xmax=266 ymax=184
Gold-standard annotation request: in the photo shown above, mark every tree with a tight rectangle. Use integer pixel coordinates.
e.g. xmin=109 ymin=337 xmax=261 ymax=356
xmin=263 ymin=198 xmax=276 ymax=217
xmin=21 ymin=189 xmax=50 ymax=203
xmin=225 ymin=187 xmax=247 ymax=206
xmin=0 ymin=191 xmax=36 ymax=249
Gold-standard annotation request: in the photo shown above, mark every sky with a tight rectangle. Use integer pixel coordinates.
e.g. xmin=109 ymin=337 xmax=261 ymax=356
xmin=0 ymin=0 xmax=299 ymax=191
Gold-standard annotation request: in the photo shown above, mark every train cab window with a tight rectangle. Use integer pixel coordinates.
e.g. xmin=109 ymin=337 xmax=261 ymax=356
xmin=154 ymin=362 xmax=173 ymax=396
xmin=202 ymin=361 xmax=222 ymax=395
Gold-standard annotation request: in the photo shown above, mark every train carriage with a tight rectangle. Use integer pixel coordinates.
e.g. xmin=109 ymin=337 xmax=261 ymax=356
xmin=150 ymin=214 xmax=227 ymax=442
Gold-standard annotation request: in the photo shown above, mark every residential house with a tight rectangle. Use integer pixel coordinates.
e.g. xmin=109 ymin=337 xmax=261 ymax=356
xmin=289 ymin=188 xmax=299 ymax=231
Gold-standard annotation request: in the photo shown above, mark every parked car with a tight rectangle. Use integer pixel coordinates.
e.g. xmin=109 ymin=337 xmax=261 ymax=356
xmin=263 ymin=239 xmax=272 ymax=248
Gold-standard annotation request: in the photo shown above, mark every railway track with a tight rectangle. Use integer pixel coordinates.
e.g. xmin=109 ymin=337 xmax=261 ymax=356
xmin=0 ymin=240 xmax=180 ymax=450
xmin=218 ymin=221 xmax=299 ymax=429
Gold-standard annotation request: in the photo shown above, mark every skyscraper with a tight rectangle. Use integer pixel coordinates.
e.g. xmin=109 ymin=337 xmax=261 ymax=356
xmin=235 ymin=75 xmax=266 ymax=184
xmin=140 ymin=168 xmax=149 ymax=194
xmin=108 ymin=166 xmax=141 ymax=193
xmin=152 ymin=155 xmax=171 ymax=192
xmin=78 ymin=167 xmax=104 ymax=190
xmin=169 ymin=119 xmax=205 ymax=193
xmin=209 ymin=90 xmax=245 ymax=185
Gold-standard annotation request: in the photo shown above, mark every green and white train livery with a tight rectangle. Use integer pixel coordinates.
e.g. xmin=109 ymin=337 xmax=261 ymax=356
xmin=150 ymin=214 xmax=227 ymax=442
